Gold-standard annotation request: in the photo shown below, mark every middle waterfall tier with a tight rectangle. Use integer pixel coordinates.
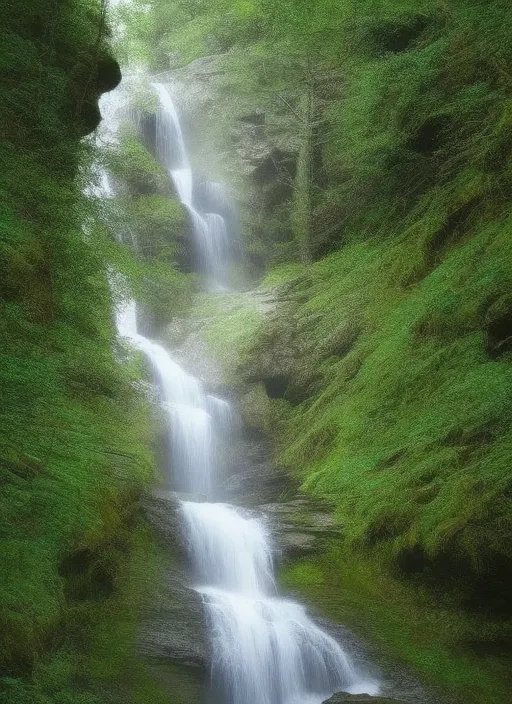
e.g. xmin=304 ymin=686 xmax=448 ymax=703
xmin=116 ymin=299 xmax=216 ymax=496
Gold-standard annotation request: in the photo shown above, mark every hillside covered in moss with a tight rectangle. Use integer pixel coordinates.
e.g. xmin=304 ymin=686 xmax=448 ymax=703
xmin=0 ymin=2 xmax=176 ymax=702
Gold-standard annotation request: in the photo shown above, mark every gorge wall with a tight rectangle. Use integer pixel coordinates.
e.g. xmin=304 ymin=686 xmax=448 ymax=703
xmin=0 ymin=4 xmax=166 ymax=704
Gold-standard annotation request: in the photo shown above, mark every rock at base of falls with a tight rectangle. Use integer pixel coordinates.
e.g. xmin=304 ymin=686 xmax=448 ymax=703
xmin=139 ymin=491 xmax=210 ymax=669
xmin=138 ymin=558 xmax=208 ymax=666
xmin=323 ymin=693 xmax=406 ymax=704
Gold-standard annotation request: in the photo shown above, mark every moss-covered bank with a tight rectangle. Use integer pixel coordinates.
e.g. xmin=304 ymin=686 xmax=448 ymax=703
xmin=0 ymin=3 xmax=171 ymax=702
xmin=197 ymin=255 xmax=512 ymax=703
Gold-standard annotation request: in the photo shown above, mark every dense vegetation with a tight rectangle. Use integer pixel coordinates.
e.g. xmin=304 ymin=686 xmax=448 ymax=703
xmin=0 ymin=2 xmax=172 ymax=702
xmin=101 ymin=123 xmax=196 ymax=331
xmin=114 ymin=0 xmax=512 ymax=701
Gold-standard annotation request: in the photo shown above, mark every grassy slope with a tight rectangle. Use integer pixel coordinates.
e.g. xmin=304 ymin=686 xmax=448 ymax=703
xmin=279 ymin=228 xmax=512 ymax=589
xmin=243 ymin=1 xmax=512 ymax=701
xmin=265 ymin=229 xmax=512 ymax=702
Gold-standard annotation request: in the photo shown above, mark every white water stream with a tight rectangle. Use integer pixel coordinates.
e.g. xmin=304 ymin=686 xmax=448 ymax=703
xmin=106 ymin=81 xmax=378 ymax=704
xmin=152 ymin=82 xmax=233 ymax=289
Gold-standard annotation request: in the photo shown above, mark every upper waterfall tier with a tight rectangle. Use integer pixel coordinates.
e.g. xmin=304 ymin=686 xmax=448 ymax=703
xmin=151 ymin=82 xmax=236 ymax=289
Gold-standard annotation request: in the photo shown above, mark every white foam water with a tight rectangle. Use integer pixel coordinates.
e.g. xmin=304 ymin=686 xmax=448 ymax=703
xmin=180 ymin=502 xmax=275 ymax=594
xmin=116 ymin=299 xmax=213 ymax=494
xmin=151 ymin=81 xmax=233 ymax=288
xmin=200 ymin=588 xmax=361 ymax=704
xmin=116 ymin=293 xmax=378 ymax=703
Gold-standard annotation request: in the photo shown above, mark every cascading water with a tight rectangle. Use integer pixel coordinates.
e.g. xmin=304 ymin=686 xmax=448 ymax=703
xmin=107 ymin=82 xmax=379 ymax=704
xmin=116 ymin=300 xmax=214 ymax=496
xmin=117 ymin=296 xmax=377 ymax=702
xmin=152 ymin=82 xmax=234 ymax=288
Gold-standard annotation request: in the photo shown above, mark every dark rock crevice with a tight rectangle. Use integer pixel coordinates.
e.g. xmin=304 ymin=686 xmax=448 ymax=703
xmin=485 ymin=294 xmax=512 ymax=358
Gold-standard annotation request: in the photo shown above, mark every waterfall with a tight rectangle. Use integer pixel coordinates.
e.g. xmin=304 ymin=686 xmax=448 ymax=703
xmin=152 ymin=82 xmax=234 ymax=289
xmin=103 ymin=79 xmax=378 ymax=704
xmin=116 ymin=295 xmax=378 ymax=702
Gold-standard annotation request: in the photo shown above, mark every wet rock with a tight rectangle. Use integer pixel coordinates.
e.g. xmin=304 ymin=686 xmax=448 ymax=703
xmin=139 ymin=491 xmax=210 ymax=668
xmin=260 ymin=497 xmax=342 ymax=558
xmin=75 ymin=54 xmax=121 ymax=136
xmin=138 ymin=559 xmax=209 ymax=667
xmin=143 ymin=490 xmax=184 ymax=546
xmin=222 ymin=436 xmax=292 ymax=507
xmin=240 ymin=302 xmax=320 ymax=405
xmin=96 ymin=54 xmax=122 ymax=94
xmin=240 ymin=110 xmax=266 ymax=125
xmin=323 ymin=694 xmax=405 ymax=704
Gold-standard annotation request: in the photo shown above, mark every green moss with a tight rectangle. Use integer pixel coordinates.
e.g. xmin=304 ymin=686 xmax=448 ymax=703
xmin=98 ymin=128 xmax=196 ymax=329
xmin=105 ymin=135 xmax=166 ymax=195
xmin=261 ymin=263 xmax=306 ymax=287
xmin=193 ymin=292 xmax=264 ymax=382
xmin=0 ymin=526 xmax=173 ymax=704
xmin=243 ymin=200 xmax=512 ymax=703
xmin=262 ymin=211 xmax=512 ymax=601
xmin=0 ymin=1 xmax=173 ymax=699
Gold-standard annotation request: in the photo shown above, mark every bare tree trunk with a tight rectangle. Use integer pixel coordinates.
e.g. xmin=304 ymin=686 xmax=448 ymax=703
xmin=293 ymin=61 xmax=314 ymax=265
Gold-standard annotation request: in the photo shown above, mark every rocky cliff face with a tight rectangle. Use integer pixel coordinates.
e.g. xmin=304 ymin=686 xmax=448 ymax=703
xmin=0 ymin=3 xmax=143 ymax=702
xmin=323 ymin=695 xmax=405 ymax=704
xmin=138 ymin=491 xmax=208 ymax=703
xmin=140 ymin=491 xmax=209 ymax=668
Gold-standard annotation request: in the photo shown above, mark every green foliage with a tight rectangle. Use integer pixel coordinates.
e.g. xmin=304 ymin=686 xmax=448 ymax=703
xmin=267 ymin=212 xmax=512 ymax=590
xmin=0 ymin=1 xmax=166 ymax=701
xmin=313 ymin=1 xmax=512 ymax=249
xmin=248 ymin=194 xmax=512 ymax=702
xmin=191 ymin=292 xmax=263 ymax=382
xmin=129 ymin=195 xmax=185 ymax=261
xmin=105 ymin=134 xmax=166 ymax=194
xmin=252 ymin=0 xmax=512 ymax=603
xmin=98 ymin=126 xmax=196 ymax=328
xmin=115 ymin=0 xmax=262 ymax=70
xmin=0 ymin=527 xmax=171 ymax=704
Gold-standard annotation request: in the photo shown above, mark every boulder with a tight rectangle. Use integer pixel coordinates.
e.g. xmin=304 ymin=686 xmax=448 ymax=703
xmin=323 ymin=693 xmax=405 ymax=704
xmin=138 ymin=557 xmax=209 ymax=667
xmin=260 ymin=497 xmax=342 ymax=558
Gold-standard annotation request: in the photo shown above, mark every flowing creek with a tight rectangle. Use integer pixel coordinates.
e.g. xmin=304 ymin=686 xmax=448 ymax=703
xmin=111 ymin=84 xmax=379 ymax=704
